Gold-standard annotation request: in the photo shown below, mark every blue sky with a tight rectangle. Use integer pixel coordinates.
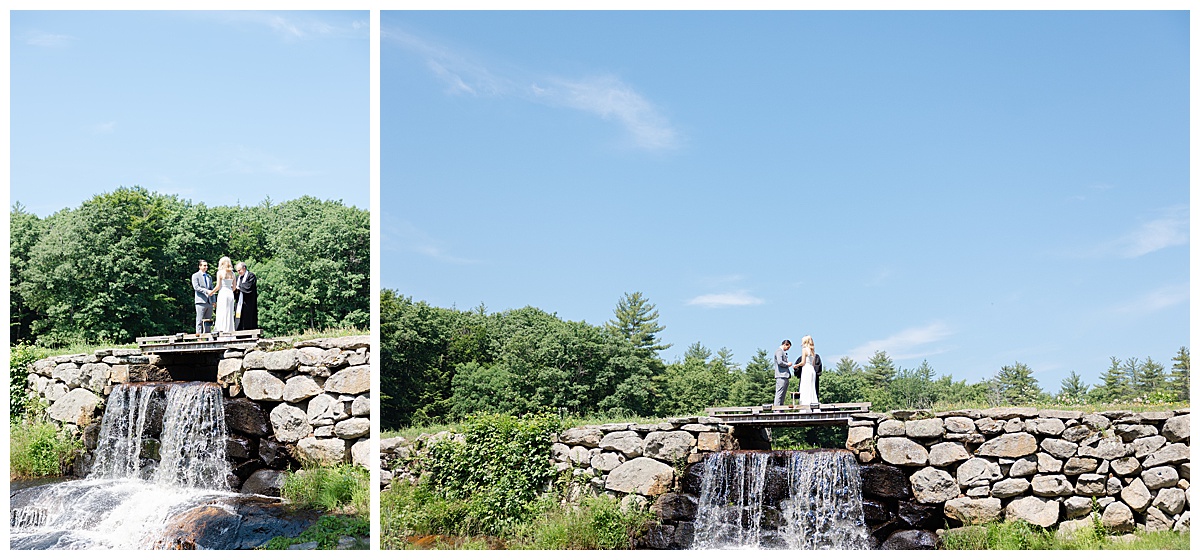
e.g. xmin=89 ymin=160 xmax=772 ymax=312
xmin=385 ymin=10 xmax=1190 ymax=391
xmin=9 ymin=10 xmax=369 ymax=216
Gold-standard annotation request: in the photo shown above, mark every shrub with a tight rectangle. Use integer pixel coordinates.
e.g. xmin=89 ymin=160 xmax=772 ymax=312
xmin=10 ymin=404 xmax=82 ymax=478
xmin=281 ymin=464 xmax=370 ymax=515
xmin=517 ymin=495 xmax=652 ymax=550
xmin=9 ymin=344 xmax=47 ymax=420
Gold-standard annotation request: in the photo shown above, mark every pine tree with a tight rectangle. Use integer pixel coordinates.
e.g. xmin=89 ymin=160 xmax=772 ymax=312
xmin=1167 ymin=346 xmax=1189 ymax=402
xmin=992 ymin=362 xmax=1043 ymax=405
xmin=865 ymin=350 xmax=897 ymax=385
xmin=1136 ymin=357 xmax=1166 ymax=397
xmin=605 ymin=291 xmax=670 ymax=354
xmin=1094 ymin=357 xmax=1128 ymax=403
xmin=1057 ymin=371 xmax=1089 ymax=403
xmin=1123 ymin=357 xmax=1142 ymax=398
xmin=714 ymin=347 xmax=738 ymax=375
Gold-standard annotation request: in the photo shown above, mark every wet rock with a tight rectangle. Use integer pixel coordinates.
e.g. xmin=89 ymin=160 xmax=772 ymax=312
xmin=655 ymin=493 xmax=697 ymax=521
xmin=242 ymin=469 xmax=288 ymax=496
xmin=898 ymin=500 xmax=941 ymax=529
xmin=945 ymin=497 xmax=1002 ymax=525
xmin=258 ymin=438 xmax=291 ymax=469
xmin=880 ymin=529 xmax=939 ymax=550
xmin=862 ymin=499 xmax=890 ymax=524
xmin=672 ymin=521 xmax=694 ymax=549
xmin=637 ymin=523 xmax=674 ymax=549
xmin=861 ymin=464 xmax=911 ymax=499
xmin=82 ymin=421 xmax=102 ymax=450
xmin=227 ymin=434 xmax=256 ymax=461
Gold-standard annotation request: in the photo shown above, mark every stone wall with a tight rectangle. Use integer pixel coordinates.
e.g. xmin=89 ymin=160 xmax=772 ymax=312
xmin=845 ymin=407 xmax=1190 ymax=546
xmin=24 ymin=335 xmax=372 ymax=495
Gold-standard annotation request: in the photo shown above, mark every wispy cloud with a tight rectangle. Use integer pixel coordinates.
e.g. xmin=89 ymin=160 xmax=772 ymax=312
xmin=845 ymin=322 xmax=954 ymax=362
xmin=386 ymin=28 xmax=679 ymax=151
xmin=25 ymin=30 xmax=74 ymax=48
xmin=91 ymin=121 xmax=116 ymax=135
xmin=213 ymin=146 xmax=316 ymax=178
xmin=1090 ymin=205 xmax=1188 ymax=258
xmin=385 ymin=220 xmax=481 ymax=265
xmin=190 ymin=12 xmax=367 ymax=41
xmin=1112 ymin=283 xmax=1189 ymax=315
xmin=686 ymin=291 xmax=765 ymax=308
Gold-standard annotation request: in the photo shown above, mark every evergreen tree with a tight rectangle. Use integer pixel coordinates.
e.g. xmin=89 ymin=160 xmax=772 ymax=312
xmin=865 ymin=350 xmax=897 ymax=385
xmin=728 ymin=348 xmax=775 ymax=407
xmin=1122 ymin=357 xmax=1142 ymax=398
xmin=1137 ymin=357 xmax=1166 ymax=397
xmin=1093 ymin=357 xmax=1128 ymax=403
xmin=821 ymin=357 xmax=869 ymax=405
xmin=713 ymin=347 xmax=738 ymax=375
xmin=1167 ymin=346 xmax=1190 ymax=402
xmin=1057 ymin=371 xmax=1089 ymax=403
xmin=605 ymin=291 xmax=670 ymax=354
xmin=991 ymin=362 xmax=1043 ymax=405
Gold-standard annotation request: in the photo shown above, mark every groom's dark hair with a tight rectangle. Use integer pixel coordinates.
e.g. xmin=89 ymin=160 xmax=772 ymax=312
xmin=782 ymin=339 xmax=791 ymax=346
xmin=198 ymin=260 xmax=208 ymax=266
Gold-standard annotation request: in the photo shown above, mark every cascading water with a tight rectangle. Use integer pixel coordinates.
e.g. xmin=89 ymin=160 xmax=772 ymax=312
xmin=691 ymin=449 xmax=871 ymax=550
xmin=10 ymin=382 xmax=240 ymax=549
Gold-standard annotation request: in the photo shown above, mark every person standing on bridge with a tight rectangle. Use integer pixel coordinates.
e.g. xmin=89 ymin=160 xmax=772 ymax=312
xmin=773 ymin=339 xmax=793 ymax=407
xmin=794 ymin=335 xmax=822 ymax=409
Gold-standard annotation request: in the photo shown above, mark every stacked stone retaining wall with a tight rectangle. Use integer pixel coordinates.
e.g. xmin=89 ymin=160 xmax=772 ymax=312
xmin=24 ymin=335 xmax=372 ymax=495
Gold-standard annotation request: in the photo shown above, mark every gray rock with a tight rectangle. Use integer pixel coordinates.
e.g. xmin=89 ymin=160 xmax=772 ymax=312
xmin=1145 ymin=506 xmax=1173 ymax=532
xmin=324 ymin=364 xmax=370 ymax=395
xmin=1025 ymin=418 xmax=1065 ymax=436
xmin=681 ymin=423 xmax=715 ymax=433
xmin=910 ymin=467 xmax=960 ymax=504
xmin=1101 ymin=501 xmax=1134 ymax=533
xmin=974 ymin=417 xmax=1003 ymax=435
xmin=958 ymin=458 xmax=1002 ymax=486
xmin=1161 ymin=415 xmax=1189 ymax=442
xmin=880 ymin=529 xmax=939 ymax=550
xmin=944 ymin=497 xmax=1002 ymax=525
xmin=1114 ymin=423 xmax=1158 ymax=442
xmin=1039 ymin=409 xmax=1083 ymax=420
xmin=1131 ymin=435 xmax=1168 ymax=459
xmin=1110 ymin=457 xmax=1141 ymax=477
xmin=1040 ymin=438 xmax=1078 ymax=459
xmin=1137 ymin=411 xmax=1175 ymax=423
xmin=334 ymin=417 xmax=370 ymax=439
xmin=599 ymin=431 xmax=644 ymax=457
xmin=270 ymin=403 xmax=311 ymax=443
xmin=1009 ymin=457 xmax=1038 ymax=478
xmin=1082 ymin=413 xmax=1111 ymax=431
xmin=282 ymin=375 xmax=322 ymax=403
xmin=46 ymin=388 xmax=102 ymax=425
xmin=990 ymin=477 xmax=1030 ymax=498
xmin=1063 ymin=496 xmax=1094 ymax=519
xmin=263 ymin=349 xmax=300 ymax=372
xmin=906 ymin=418 xmax=945 ymax=439
xmin=1063 ymin=457 xmax=1099 ymax=475
xmin=1174 ymin=511 xmax=1191 ymax=533
xmin=352 ymin=395 xmax=370 ymax=417
xmin=977 ymin=432 xmax=1038 ymax=458
xmin=878 ymin=419 xmax=906 ymax=436
xmin=561 ymin=427 xmax=604 ymax=447
xmin=1121 ymin=478 xmax=1152 ymax=511
xmin=351 ymin=439 xmax=369 ymax=467
xmin=1061 ymin=424 xmax=1093 ymax=442
xmin=296 ymin=437 xmax=347 ymax=465
xmin=217 ymin=358 xmax=242 ymax=387
xmin=1142 ymin=466 xmax=1180 ymax=490
xmin=1005 ymin=496 xmax=1060 ymax=528
xmin=929 ymin=442 xmax=970 ymax=467
xmin=241 ymin=370 xmax=284 ymax=401
xmin=1004 ymin=419 xmax=1025 ymax=433
xmin=52 ymin=363 xmax=82 ymax=388
xmin=1152 ymin=487 xmax=1186 ymax=515
xmin=1078 ymin=437 xmax=1127 ymax=461
xmin=1031 ymin=475 xmax=1072 ymax=497
xmin=644 ymin=431 xmax=696 ymax=462
xmin=944 ymin=417 xmax=975 ymax=433
xmin=605 ymin=457 xmax=675 ymax=496
xmin=241 ymin=469 xmax=287 ymax=496
xmin=1143 ymin=443 xmax=1189 ymax=467
xmin=79 ymin=362 xmax=111 ymax=393
xmin=242 ymin=350 xmax=267 ymax=370
xmin=985 ymin=406 xmax=1038 ymax=419
xmin=878 ymin=437 xmax=929 ymax=467
xmin=1057 ymin=517 xmax=1098 ymax=538
xmin=306 ymin=393 xmax=339 ymax=424
xmin=1037 ymin=453 xmax=1063 ymax=474
xmin=550 ymin=442 xmax=570 ymax=463
xmin=966 ymin=486 xmax=991 ymax=498
xmin=1075 ymin=474 xmax=1107 ymax=497
xmin=568 ymin=446 xmax=592 ymax=465
xmin=44 ymin=382 xmax=68 ymax=402
xmin=1106 ymin=476 xmax=1123 ymax=496
xmin=591 ymin=452 xmax=623 ymax=472
xmin=847 ymin=426 xmax=874 ymax=451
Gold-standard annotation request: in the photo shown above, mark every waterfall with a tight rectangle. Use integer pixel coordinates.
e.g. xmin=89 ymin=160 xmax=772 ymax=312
xmin=691 ymin=450 xmax=870 ymax=550
xmin=10 ymin=382 xmax=236 ymax=549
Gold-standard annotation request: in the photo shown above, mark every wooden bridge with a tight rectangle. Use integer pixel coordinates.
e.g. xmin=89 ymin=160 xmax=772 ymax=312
xmin=705 ymin=401 xmax=871 ymax=427
xmin=136 ymin=330 xmax=262 ymax=354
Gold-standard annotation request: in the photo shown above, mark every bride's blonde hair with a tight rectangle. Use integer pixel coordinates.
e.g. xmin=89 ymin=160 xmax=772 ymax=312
xmin=218 ymin=256 xmax=233 ymax=275
xmin=801 ymin=335 xmax=815 ymax=355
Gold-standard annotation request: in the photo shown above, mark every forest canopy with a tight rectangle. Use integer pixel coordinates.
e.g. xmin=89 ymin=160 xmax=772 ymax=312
xmin=10 ymin=186 xmax=369 ymax=346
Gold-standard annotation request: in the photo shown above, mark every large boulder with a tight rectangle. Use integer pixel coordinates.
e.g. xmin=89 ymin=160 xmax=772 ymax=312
xmin=860 ymin=464 xmax=911 ymax=499
xmin=880 ymin=529 xmax=939 ymax=550
xmin=1078 ymin=437 xmax=1127 ymax=461
xmin=241 ymin=469 xmax=287 ymax=496
xmin=977 ymin=433 xmax=1038 ymax=458
xmin=1120 ymin=478 xmax=1152 ymax=511
xmin=46 ymin=388 xmax=102 ymax=425
xmin=605 ymin=457 xmax=674 ymax=496
xmin=944 ymin=497 xmax=1002 ymax=525
xmin=878 ymin=437 xmax=929 ymax=467
xmin=270 ymin=403 xmax=311 ymax=443
xmin=1143 ymin=443 xmax=1189 ymax=468
xmin=1153 ymin=487 xmax=1187 ymax=516
xmin=264 ymin=349 xmax=300 ymax=372
xmin=282 ymin=376 xmax=322 ymax=403
xmin=224 ymin=398 xmax=271 ymax=437
xmin=929 ymin=442 xmax=970 ymax=467
xmin=910 ymin=467 xmax=959 ymax=504
xmin=905 ymin=418 xmax=945 ymax=439
xmin=643 ymin=431 xmax=695 ymax=462
xmin=1101 ymin=501 xmax=1134 ymax=533
xmin=1004 ymin=496 xmax=1059 ymax=528
xmin=306 ymin=393 xmax=340 ymax=424
xmin=1141 ymin=466 xmax=1180 ymax=490
xmin=1161 ymin=415 xmax=1189 ymax=442
xmin=217 ymin=358 xmax=242 ymax=387
xmin=296 ymin=437 xmax=348 ymax=465
xmin=957 ymin=458 xmax=1001 ymax=486
xmin=241 ymin=370 xmax=284 ymax=401
xmin=599 ymin=431 xmax=643 ymax=457
xmin=324 ymin=365 xmax=370 ymax=395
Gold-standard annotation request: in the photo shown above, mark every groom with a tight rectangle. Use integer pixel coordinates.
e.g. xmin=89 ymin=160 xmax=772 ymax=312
xmin=191 ymin=260 xmax=215 ymax=334
xmin=234 ymin=261 xmax=258 ymax=330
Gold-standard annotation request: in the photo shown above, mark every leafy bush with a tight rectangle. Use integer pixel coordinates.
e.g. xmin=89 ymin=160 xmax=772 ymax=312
xmin=10 ymin=404 xmax=82 ymax=478
xmin=281 ymin=464 xmax=370 ymax=515
xmin=9 ymin=344 xmax=47 ymax=420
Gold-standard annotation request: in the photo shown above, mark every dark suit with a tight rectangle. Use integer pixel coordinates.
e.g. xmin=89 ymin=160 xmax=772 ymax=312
xmin=235 ymin=270 xmax=258 ymax=330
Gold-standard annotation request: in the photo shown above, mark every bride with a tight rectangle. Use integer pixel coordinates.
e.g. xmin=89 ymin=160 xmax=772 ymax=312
xmin=212 ymin=256 xmax=238 ymax=334
xmin=795 ymin=335 xmax=820 ymax=408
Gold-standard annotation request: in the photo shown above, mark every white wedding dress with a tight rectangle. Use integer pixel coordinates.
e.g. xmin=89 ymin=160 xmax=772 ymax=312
xmin=798 ymin=353 xmax=820 ymax=406
xmin=214 ymin=277 xmax=236 ymax=333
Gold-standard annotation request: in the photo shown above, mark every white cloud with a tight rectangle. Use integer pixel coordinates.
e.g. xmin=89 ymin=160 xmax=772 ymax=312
xmin=1112 ymin=283 xmax=1189 ymax=315
xmin=1092 ymin=205 xmax=1188 ymax=258
xmin=25 ymin=30 xmax=74 ymax=48
xmin=386 ymin=28 xmax=678 ymax=151
xmin=91 ymin=121 xmax=116 ymax=135
xmin=845 ymin=322 xmax=954 ymax=362
xmin=686 ymin=291 xmax=764 ymax=308
xmin=385 ymin=219 xmax=481 ymax=265
xmin=189 ymin=12 xmax=367 ymax=41
xmin=214 ymin=146 xmax=315 ymax=178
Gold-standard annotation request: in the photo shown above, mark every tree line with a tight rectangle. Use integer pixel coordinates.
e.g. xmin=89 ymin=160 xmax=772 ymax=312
xmin=381 ymin=290 xmax=1190 ymax=431
xmin=10 ymin=186 xmax=369 ymax=347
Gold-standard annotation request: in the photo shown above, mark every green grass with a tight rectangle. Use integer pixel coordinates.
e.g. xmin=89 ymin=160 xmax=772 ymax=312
xmin=281 ymin=464 xmax=370 ymax=516
xmin=262 ymin=515 xmax=369 ymax=550
xmin=288 ymin=327 xmax=370 ymax=343
xmin=943 ymin=519 xmax=1190 ymax=550
xmin=9 ymin=408 xmax=82 ymax=479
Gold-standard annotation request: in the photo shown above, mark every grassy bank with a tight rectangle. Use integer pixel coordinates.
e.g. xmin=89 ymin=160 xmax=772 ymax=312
xmin=943 ymin=519 xmax=1190 ymax=550
xmin=263 ymin=464 xmax=371 ymax=550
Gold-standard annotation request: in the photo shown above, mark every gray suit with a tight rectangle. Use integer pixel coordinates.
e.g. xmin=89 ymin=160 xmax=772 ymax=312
xmin=773 ymin=347 xmax=792 ymax=406
xmin=192 ymin=270 xmax=215 ymax=333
